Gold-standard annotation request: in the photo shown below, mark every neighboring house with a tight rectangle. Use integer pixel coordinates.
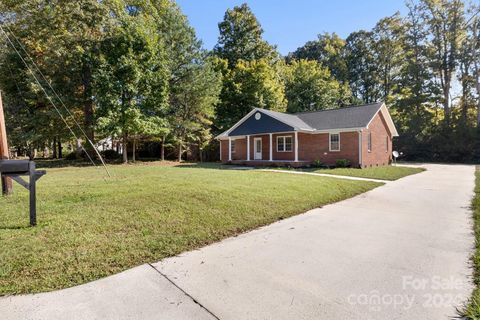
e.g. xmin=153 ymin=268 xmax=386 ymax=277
xmin=216 ymin=102 xmax=399 ymax=168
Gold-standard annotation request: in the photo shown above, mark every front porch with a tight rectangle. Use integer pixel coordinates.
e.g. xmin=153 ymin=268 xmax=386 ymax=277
xmin=221 ymin=131 xmax=301 ymax=165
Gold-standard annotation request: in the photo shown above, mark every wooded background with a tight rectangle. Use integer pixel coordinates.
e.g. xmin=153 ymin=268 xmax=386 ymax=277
xmin=0 ymin=0 xmax=478 ymax=163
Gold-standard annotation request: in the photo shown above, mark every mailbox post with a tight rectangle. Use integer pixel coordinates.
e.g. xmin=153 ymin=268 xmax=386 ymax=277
xmin=0 ymin=160 xmax=46 ymax=226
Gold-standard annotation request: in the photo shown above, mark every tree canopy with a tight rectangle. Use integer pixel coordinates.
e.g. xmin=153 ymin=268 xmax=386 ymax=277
xmin=0 ymin=0 xmax=479 ymax=163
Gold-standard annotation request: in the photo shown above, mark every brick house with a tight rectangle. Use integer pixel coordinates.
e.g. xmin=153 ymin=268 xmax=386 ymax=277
xmin=216 ymin=102 xmax=399 ymax=168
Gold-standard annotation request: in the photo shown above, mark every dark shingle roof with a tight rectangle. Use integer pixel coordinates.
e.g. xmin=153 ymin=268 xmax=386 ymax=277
xmin=216 ymin=102 xmax=391 ymax=139
xmin=260 ymin=109 xmax=312 ymax=130
xmin=294 ymin=102 xmax=383 ymax=131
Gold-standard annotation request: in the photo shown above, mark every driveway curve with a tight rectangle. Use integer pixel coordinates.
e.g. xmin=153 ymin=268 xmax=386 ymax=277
xmin=155 ymin=164 xmax=474 ymax=319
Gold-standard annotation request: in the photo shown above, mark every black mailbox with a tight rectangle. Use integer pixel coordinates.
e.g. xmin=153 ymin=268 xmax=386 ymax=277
xmin=0 ymin=160 xmax=30 ymax=173
xmin=0 ymin=160 xmax=46 ymax=226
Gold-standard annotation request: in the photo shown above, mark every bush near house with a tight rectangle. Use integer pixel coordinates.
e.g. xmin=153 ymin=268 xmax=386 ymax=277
xmin=335 ymin=159 xmax=351 ymax=168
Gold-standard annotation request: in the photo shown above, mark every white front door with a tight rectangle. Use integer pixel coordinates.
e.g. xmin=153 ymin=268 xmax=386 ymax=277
xmin=254 ymin=138 xmax=262 ymax=160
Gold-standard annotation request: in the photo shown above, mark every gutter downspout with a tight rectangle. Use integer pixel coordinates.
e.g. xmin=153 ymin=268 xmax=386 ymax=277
xmin=358 ymin=130 xmax=362 ymax=168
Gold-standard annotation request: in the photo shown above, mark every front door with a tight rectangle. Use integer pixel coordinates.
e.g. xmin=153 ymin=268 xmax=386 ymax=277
xmin=254 ymin=138 xmax=262 ymax=160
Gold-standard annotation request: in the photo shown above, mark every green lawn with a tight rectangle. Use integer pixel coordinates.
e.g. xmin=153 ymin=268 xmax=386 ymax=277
xmin=463 ymin=168 xmax=480 ymax=319
xmin=304 ymin=165 xmax=425 ymax=181
xmin=0 ymin=162 xmax=381 ymax=295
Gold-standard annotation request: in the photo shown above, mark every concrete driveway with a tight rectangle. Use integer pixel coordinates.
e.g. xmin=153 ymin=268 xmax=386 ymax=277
xmin=1 ymin=164 xmax=475 ymax=319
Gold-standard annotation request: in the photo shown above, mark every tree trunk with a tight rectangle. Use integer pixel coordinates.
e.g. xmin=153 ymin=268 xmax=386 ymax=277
xmin=28 ymin=147 xmax=37 ymax=160
xmin=58 ymin=140 xmax=63 ymax=158
xmin=132 ymin=137 xmax=136 ymax=163
xmin=199 ymin=144 xmax=203 ymax=162
xmin=76 ymin=139 xmax=83 ymax=158
xmin=474 ymin=38 xmax=480 ymax=126
xmin=460 ymin=62 xmax=469 ymax=124
xmin=122 ymin=133 xmax=128 ymax=163
xmin=161 ymin=136 xmax=165 ymax=161
xmin=52 ymin=137 xmax=57 ymax=159
xmin=476 ymin=68 xmax=480 ymax=127
xmin=443 ymin=87 xmax=451 ymax=126
xmin=178 ymin=143 xmax=182 ymax=162
xmin=82 ymin=66 xmax=95 ymax=147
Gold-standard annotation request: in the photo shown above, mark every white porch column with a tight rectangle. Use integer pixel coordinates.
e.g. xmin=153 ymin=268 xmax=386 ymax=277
xmin=269 ymin=133 xmax=273 ymax=161
xmin=228 ymin=137 xmax=232 ymax=161
xmin=247 ymin=135 xmax=250 ymax=161
xmin=294 ymin=131 xmax=298 ymax=162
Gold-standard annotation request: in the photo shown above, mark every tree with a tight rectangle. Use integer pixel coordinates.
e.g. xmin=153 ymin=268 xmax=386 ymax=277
xmin=170 ymin=59 xmax=221 ymax=162
xmin=390 ymin=1 xmax=440 ymax=159
xmin=282 ymin=59 xmax=350 ymax=113
xmin=372 ymin=13 xmax=404 ymax=102
xmin=0 ymin=6 xmax=79 ymax=158
xmin=422 ymin=0 xmax=466 ymax=126
xmin=215 ymin=59 xmax=287 ymax=131
xmin=212 ymin=3 xmax=283 ymax=135
xmin=213 ymin=3 xmax=278 ymax=68
xmin=287 ymin=32 xmax=348 ymax=83
xmin=1 ymin=0 xmax=113 ymax=148
xmin=345 ymin=31 xmax=381 ymax=103
xmin=94 ymin=7 xmax=169 ymax=163
xmin=457 ymin=22 xmax=477 ymax=125
xmin=466 ymin=3 xmax=480 ymax=126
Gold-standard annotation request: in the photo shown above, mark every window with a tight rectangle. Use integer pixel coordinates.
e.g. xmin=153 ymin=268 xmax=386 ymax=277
xmin=329 ymin=133 xmax=340 ymax=151
xmin=277 ymin=136 xmax=293 ymax=152
xmin=230 ymin=139 xmax=236 ymax=153
xmin=385 ymin=136 xmax=388 ymax=153
xmin=368 ymin=132 xmax=372 ymax=152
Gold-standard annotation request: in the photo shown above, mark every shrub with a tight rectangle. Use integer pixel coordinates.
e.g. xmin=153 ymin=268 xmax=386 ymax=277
xmin=335 ymin=159 xmax=351 ymax=168
xmin=101 ymin=149 xmax=121 ymax=160
xmin=64 ymin=151 xmax=78 ymax=160
xmin=312 ymin=159 xmax=324 ymax=168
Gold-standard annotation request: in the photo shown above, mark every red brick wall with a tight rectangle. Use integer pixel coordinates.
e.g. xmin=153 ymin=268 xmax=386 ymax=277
xmin=231 ymin=138 xmax=247 ymax=160
xmin=220 ymin=140 xmax=228 ymax=161
xmin=360 ymin=112 xmax=393 ymax=167
xmin=272 ymin=133 xmax=295 ymax=161
xmin=298 ymin=132 xmax=359 ymax=166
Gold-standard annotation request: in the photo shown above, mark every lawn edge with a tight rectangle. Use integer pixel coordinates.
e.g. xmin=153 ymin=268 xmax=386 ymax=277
xmin=274 ymin=165 xmax=426 ymax=181
xmin=462 ymin=167 xmax=480 ymax=319
xmin=308 ymin=166 xmax=426 ymax=181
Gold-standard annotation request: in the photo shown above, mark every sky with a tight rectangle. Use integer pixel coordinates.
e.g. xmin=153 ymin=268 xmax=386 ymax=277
xmin=175 ymin=0 xmax=408 ymax=55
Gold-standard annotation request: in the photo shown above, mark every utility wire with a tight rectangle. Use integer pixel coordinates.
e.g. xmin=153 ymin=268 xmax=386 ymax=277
xmin=1 ymin=23 xmax=111 ymax=176
xmin=0 ymin=25 xmax=103 ymax=174
xmin=0 ymin=23 xmax=111 ymax=177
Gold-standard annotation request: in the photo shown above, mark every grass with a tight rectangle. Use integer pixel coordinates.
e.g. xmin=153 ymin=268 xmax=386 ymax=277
xmin=0 ymin=162 xmax=381 ymax=295
xmin=463 ymin=168 xmax=480 ymax=319
xmin=302 ymin=165 xmax=425 ymax=181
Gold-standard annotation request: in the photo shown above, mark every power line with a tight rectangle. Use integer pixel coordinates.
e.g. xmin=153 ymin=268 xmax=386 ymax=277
xmin=0 ymin=23 xmax=111 ymax=177
xmin=1 ymin=23 xmax=111 ymax=176
xmin=0 ymin=25 xmax=101 ymax=174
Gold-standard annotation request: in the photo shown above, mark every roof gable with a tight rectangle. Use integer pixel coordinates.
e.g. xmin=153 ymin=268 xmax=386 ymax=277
xmin=229 ymin=110 xmax=294 ymax=136
xmin=370 ymin=104 xmax=399 ymax=136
